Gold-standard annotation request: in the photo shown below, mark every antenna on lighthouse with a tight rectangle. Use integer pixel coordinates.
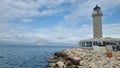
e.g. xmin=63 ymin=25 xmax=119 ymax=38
xmin=99 ymin=0 xmax=103 ymax=13
xmin=95 ymin=0 xmax=102 ymax=6
xmin=101 ymin=0 xmax=102 ymax=8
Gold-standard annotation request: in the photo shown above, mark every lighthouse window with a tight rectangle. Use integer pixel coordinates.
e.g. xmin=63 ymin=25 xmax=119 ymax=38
xmin=103 ymin=42 xmax=106 ymax=45
xmin=98 ymin=42 xmax=101 ymax=45
xmin=93 ymin=41 xmax=95 ymax=45
xmin=86 ymin=42 xmax=92 ymax=47
xmin=93 ymin=41 xmax=98 ymax=46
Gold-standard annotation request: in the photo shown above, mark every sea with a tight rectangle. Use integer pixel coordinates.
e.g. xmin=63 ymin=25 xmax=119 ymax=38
xmin=0 ymin=45 xmax=76 ymax=68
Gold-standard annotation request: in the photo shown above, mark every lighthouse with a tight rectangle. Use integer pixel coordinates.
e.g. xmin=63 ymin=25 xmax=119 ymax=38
xmin=79 ymin=5 xmax=120 ymax=48
xmin=92 ymin=5 xmax=103 ymax=39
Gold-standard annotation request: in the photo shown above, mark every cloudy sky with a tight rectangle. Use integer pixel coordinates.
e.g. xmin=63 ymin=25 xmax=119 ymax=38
xmin=0 ymin=0 xmax=120 ymax=46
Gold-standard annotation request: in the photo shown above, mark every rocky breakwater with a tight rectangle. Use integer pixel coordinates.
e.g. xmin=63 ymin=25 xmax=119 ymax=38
xmin=48 ymin=48 xmax=120 ymax=68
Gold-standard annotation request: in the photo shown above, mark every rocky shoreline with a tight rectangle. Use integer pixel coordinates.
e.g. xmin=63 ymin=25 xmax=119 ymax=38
xmin=48 ymin=48 xmax=120 ymax=68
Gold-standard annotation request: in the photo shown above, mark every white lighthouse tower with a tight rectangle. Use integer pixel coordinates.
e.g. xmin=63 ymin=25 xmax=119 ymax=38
xmin=92 ymin=5 xmax=103 ymax=39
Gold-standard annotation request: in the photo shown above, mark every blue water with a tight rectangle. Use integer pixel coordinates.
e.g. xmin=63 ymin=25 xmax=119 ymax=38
xmin=0 ymin=45 xmax=75 ymax=68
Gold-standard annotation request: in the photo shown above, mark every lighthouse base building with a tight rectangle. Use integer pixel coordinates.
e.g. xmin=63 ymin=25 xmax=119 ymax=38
xmin=79 ymin=38 xmax=120 ymax=47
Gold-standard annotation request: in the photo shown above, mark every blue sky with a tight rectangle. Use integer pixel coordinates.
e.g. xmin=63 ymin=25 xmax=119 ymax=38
xmin=0 ymin=0 xmax=120 ymax=46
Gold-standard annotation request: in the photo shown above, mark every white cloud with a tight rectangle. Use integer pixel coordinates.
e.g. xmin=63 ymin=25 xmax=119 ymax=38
xmin=0 ymin=23 xmax=12 ymax=30
xmin=0 ymin=22 xmax=120 ymax=45
xmin=0 ymin=0 xmax=120 ymax=45
xmin=0 ymin=24 xmax=93 ymax=45
xmin=21 ymin=18 xmax=33 ymax=23
xmin=0 ymin=0 xmax=77 ymax=21
xmin=103 ymin=23 xmax=120 ymax=38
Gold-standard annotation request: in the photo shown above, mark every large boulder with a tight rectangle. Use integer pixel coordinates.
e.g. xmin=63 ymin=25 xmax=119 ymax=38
xmin=70 ymin=57 xmax=81 ymax=65
xmin=56 ymin=61 xmax=65 ymax=68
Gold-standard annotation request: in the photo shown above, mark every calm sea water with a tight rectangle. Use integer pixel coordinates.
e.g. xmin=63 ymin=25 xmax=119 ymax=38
xmin=0 ymin=45 xmax=76 ymax=68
